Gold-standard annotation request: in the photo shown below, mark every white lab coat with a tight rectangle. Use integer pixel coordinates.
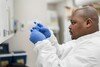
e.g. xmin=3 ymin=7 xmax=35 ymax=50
xmin=34 ymin=31 xmax=100 ymax=67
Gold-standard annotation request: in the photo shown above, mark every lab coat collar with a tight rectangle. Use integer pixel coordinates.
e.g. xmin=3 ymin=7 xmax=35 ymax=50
xmin=76 ymin=31 xmax=100 ymax=42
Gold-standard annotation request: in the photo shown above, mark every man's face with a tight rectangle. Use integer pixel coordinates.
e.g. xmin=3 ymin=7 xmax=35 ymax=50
xmin=69 ymin=12 xmax=86 ymax=39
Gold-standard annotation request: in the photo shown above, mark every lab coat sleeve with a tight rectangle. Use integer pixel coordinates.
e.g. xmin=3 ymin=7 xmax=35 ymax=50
xmin=34 ymin=37 xmax=100 ymax=67
xmin=34 ymin=40 xmax=60 ymax=67
xmin=34 ymin=39 xmax=74 ymax=67
xmin=46 ymin=30 xmax=61 ymax=57
xmin=47 ymin=30 xmax=58 ymax=46
xmin=44 ymin=29 xmax=74 ymax=59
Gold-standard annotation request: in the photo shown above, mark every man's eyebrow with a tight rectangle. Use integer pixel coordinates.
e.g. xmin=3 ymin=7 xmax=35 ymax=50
xmin=69 ymin=18 xmax=72 ymax=21
xmin=70 ymin=19 xmax=77 ymax=24
xmin=69 ymin=20 xmax=73 ymax=24
xmin=70 ymin=19 xmax=74 ymax=22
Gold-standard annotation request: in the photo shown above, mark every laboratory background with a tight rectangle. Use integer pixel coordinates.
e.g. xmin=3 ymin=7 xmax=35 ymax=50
xmin=0 ymin=0 xmax=100 ymax=67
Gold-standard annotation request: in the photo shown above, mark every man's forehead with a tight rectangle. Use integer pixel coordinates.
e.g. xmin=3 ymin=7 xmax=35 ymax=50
xmin=72 ymin=9 xmax=84 ymax=16
xmin=70 ymin=10 xmax=85 ymax=21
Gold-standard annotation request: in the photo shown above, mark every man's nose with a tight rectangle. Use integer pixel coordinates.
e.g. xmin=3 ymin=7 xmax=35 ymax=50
xmin=69 ymin=25 xmax=71 ymax=29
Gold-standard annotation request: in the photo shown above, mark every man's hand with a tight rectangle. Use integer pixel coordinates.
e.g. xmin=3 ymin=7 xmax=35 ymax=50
xmin=29 ymin=29 xmax=46 ymax=44
xmin=32 ymin=22 xmax=51 ymax=38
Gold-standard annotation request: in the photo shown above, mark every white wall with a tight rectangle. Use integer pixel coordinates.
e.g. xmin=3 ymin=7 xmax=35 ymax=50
xmin=99 ymin=16 xmax=100 ymax=30
xmin=6 ymin=0 xmax=49 ymax=67
xmin=75 ymin=0 xmax=100 ymax=6
xmin=56 ymin=1 xmax=72 ymax=43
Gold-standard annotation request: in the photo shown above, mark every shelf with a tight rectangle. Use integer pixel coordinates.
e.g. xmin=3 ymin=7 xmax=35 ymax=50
xmin=0 ymin=34 xmax=14 ymax=44
xmin=0 ymin=54 xmax=12 ymax=57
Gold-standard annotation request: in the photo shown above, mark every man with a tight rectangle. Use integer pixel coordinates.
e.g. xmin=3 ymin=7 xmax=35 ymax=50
xmin=30 ymin=6 xmax=100 ymax=67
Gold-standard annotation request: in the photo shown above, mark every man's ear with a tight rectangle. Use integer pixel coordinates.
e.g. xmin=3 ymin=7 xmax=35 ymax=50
xmin=85 ymin=18 xmax=93 ymax=28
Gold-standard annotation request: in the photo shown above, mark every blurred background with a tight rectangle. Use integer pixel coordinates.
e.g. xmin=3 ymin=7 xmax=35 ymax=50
xmin=0 ymin=0 xmax=100 ymax=67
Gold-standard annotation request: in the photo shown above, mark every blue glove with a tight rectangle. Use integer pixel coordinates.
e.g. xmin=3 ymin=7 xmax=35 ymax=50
xmin=29 ymin=29 xmax=46 ymax=44
xmin=32 ymin=22 xmax=51 ymax=38
xmin=39 ymin=27 xmax=51 ymax=38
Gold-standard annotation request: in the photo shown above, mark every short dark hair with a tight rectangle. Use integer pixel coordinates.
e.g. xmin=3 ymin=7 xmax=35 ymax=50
xmin=74 ymin=6 xmax=99 ymax=23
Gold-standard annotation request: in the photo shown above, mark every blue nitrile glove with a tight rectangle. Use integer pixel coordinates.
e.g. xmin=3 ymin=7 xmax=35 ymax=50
xmin=31 ymin=22 xmax=44 ymax=31
xmin=32 ymin=22 xmax=51 ymax=38
xmin=29 ymin=29 xmax=46 ymax=44
xmin=39 ymin=27 xmax=51 ymax=38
